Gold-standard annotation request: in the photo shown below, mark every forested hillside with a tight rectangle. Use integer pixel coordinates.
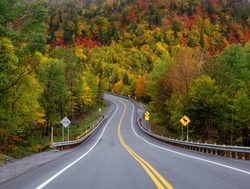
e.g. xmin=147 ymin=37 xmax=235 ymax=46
xmin=0 ymin=0 xmax=250 ymax=157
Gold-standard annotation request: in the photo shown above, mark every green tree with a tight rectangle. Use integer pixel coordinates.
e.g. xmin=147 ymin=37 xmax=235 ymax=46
xmin=200 ymin=30 xmax=205 ymax=49
xmin=187 ymin=75 xmax=221 ymax=141
xmin=38 ymin=58 xmax=69 ymax=136
xmin=49 ymin=47 xmax=84 ymax=116
xmin=202 ymin=56 xmax=235 ymax=90
xmin=123 ymin=72 xmax=130 ymax=85
xmin=232 ymin=88 xmax=250 ymax=146
xmin=166 ymin=93 xmax=185 ymax=134
xmin=0 ymin=41 xmax=43 ymax=154
xmin=221 ymin=44 xmax=250 ymax=82
xmin=0 ymin=37 xmax=18 ymax=91
xmin=93 ymin=16 xmax=111 ymax=45
xmin=170 ymin=0 xmax=177 ymax=11
xmin=112 ymin=73 xmax=119 ymax=85
xmin=63 ymin=19 xmax=74 ymax=45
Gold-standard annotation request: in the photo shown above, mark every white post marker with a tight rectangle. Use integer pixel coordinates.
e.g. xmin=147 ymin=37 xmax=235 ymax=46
xmin=60 ymin=117 xmax=71 ymax=142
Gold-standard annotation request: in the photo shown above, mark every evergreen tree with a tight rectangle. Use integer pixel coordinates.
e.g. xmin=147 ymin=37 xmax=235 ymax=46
xmin=123 ymin=72 xmax=130 ymax=85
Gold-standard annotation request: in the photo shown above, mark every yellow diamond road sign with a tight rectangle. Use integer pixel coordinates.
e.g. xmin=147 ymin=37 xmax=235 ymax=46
xmin=180 ymin=115 xmax=190 ymax=126
xmin=144 ymin=111 xmax=150 ymax=121
xmin=145 ymin=115 xmax=149 ymax=121
xmin=145 ymin=111 xmax=150 ymax=116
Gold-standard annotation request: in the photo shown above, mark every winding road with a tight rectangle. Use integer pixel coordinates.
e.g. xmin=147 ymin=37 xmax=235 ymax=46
xmin=0 ymin=94 xmax=250 ymax=189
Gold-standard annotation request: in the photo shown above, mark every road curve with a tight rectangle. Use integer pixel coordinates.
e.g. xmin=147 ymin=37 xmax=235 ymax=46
xmin=0 ymin=94 xmax=250 ymax=189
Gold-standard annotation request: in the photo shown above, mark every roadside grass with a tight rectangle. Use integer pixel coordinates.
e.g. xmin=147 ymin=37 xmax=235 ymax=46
xmin=0 ymin=153 xmax=14 ymax=167
xmin=142 ymin=103 xmax=180 ymax=139
xmin=5 ymin=104 xmax=107 ymax=159
xmin=0 ymin=153 xmax=6 ymax=166
xmin=54 ymin=105 xmax=107 ymax=142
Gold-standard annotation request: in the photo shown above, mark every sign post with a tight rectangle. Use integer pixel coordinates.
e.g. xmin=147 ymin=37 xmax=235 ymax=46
xmin=62 ymin=127 xmax=64 ymax=142
xmin=182 ymin=124 xmax=183 ymax=141
xmin=180 ymin=115 xmax=191 ymax=141
xmin=60 ymin=117 xmax=71 ymax=142
xmin=51 ymin=126 xmax=54 ymax=144
xmin=67 ymin=125 xmax=69 ymax=141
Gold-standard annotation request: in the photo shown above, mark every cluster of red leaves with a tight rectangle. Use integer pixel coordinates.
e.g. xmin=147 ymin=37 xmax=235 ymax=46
xmin=177 ymin=15 xmax=195 ymax=30
xmin=127 ymin=9 xmax=137 ymax=23
xmin=75 ymin=37 xmax=100 ymax=48
xmin=242 ymin=29 xmax=250 ymax=44
xmin=209 ymin=0 xmax=222 ymax=9
xmin=137 ymin=0 xmax=162 ymax=10
xmin=53 ymin=38 xmax=65 ymax=47
xmin=0 ymin=132 xmax=22 ymax=153
xmin=162 ymin=18 xmax=173 ymax=26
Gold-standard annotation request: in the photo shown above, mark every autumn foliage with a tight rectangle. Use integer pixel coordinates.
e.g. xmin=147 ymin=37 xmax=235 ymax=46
xmin=0 ymin=0 xmax=250 ymax=157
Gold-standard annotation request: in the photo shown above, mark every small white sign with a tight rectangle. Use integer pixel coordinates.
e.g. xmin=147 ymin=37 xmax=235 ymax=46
xmin=60 ymin=117 xmax=71 ymax=127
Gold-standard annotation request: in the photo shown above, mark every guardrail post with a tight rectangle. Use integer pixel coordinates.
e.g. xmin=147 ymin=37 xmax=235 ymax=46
xmin=238 ymin=152 xmax=242 ymax=159
xmin=232 ymin=151 xmax=236 ymax=158
xmin=217 ymin=150 xmax=221 ymax=156
xmin=245 ymin=153 xmax=249 ymax=160
xmin=225 ymin=151 xmax=228 ymax=157
xmin=221 ymin=150 xmax=224 ymax=157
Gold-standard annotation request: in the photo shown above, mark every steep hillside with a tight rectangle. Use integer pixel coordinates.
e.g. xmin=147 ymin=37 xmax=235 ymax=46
xmin=0 ymin=0 xmax=249 ymax=158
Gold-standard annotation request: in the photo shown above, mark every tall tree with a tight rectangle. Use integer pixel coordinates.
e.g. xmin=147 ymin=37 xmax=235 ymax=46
xmin=187 ymin=75 xmax=222 ymax=141
xmin=38 ymin=58 xmax=69 ymax=136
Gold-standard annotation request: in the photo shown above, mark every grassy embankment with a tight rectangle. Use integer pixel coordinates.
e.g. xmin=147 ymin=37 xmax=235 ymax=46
xmin=5 ymin=104 xmax=107 ymax=160
xmin=0 ymin=153 xmax=13 ymax=166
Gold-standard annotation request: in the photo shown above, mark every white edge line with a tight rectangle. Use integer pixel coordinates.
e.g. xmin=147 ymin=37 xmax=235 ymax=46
xmin=36 ymin=100 xmax=118 ymax=189
xmin=114 ymin=97 xmax=250 ymax=176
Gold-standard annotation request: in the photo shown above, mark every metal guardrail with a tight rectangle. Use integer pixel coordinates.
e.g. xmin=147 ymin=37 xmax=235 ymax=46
xmin=52 ymin=117 xmax=105 ymax=150
xmin=107 ymin=92 xmax=250 ymax=160
xmin=57 ymin=92 xmax=250 ymax=159
xmin=51 ymin=102 xmax=114 ymax=150
xmin=137 ymin=118 xmax=250 ymax=160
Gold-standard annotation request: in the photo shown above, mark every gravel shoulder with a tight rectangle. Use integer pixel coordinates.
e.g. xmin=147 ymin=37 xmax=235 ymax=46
xmin=0 ymin=100 xmax=112 ymax=184
xmin=0 ymin=149 xmax=71 ymax=183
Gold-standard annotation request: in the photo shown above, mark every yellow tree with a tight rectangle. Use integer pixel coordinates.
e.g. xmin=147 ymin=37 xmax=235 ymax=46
xmin=135 ymin=76 xmax=148 ymax=99
xmin=168 ymin=47 xmax=202 ymax=94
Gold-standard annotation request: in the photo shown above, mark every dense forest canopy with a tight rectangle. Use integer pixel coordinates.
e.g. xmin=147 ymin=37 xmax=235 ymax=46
xmin=0 ymin=0 xmax=250 ymax=157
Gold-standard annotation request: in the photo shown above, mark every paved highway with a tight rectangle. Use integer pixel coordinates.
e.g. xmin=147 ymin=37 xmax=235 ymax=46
xmin=1 ymin=94 xmax=250 ymax=189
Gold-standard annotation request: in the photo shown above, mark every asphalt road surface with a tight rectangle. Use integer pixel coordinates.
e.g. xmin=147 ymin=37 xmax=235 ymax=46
xmin=1 ymin=94 xmax=250 ymax=189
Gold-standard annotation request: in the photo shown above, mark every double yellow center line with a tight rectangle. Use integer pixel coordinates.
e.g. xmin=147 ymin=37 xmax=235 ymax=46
xmin=117 ymin=101 xmax=173 ymax=189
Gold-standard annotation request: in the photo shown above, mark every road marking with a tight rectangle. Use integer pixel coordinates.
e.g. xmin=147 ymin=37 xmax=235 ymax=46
xmin=36 ymin=102 xmax=118 ymax=189
xmin=116 ymin=100 xmax=173 ymax=189
xmin=125 ymin=99 xmax=250 ymax=175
